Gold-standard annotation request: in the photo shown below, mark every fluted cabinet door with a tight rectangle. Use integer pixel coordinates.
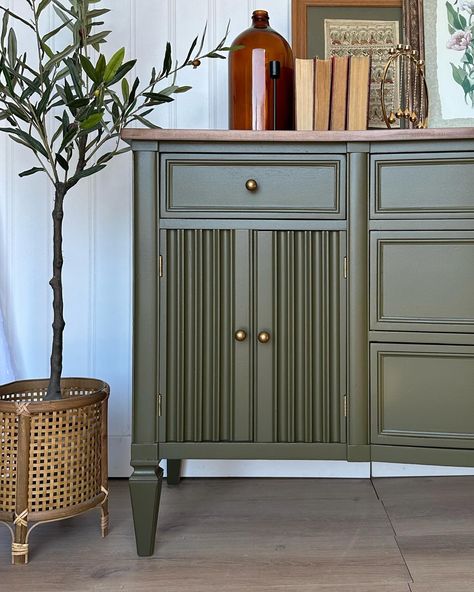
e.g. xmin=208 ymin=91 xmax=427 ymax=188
xmin=160 ymin=229 xmax=252 ymax=443
xmin=255 ymin=231 xmax=347 ymax=444
xmin=160 ymin=229 xmax=346 ymax=445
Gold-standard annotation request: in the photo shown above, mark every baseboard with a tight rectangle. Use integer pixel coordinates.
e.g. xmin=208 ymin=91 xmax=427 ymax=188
xmin=109 ymin=435 xmax=133 ymax=477
xmin=162 ymin=459 xmax=371 ymax=478
xmin=372 ymin=462 xmax=474 ymax=477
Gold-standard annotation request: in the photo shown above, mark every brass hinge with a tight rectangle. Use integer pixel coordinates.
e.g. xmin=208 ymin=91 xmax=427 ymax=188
xmin=344 ymin=395 xmax=348 ymax=418
xmin=157 ymin=394 xmax=164 ymax=417
xmin=343 ymin=256 xmax=348 ymax=280
xmin=159 ymin=255 xmax=164 ymax=278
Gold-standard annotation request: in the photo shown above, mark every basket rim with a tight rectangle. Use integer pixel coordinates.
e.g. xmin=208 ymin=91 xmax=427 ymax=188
xmin=0 ymin=377 xmax=109 ymax=413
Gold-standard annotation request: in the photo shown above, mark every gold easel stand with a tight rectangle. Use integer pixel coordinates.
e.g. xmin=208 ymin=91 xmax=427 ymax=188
xmin=381 ymin=44 xmax=429 ymax=129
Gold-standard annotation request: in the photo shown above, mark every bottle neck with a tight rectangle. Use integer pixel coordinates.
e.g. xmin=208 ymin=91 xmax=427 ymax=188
xmin=252 ymin=11 xmax=269 ymax=29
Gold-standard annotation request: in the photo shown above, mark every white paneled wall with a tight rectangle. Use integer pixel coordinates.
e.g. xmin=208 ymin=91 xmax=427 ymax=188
xmin=0 ymin=0 xmax=294 ymax=477
xmin=1 ymin=1 xmax=473 ymax=478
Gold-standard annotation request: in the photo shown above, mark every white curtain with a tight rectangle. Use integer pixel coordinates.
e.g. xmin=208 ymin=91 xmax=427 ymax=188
xmin=0 ymin=307 xmax=14 ymax=384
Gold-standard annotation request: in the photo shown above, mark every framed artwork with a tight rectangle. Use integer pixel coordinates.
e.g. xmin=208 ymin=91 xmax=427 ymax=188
xmin=292 ymin=0 xmax=425 ymax=128
xmin=292 ymin=1 xmax=425 ymax=60
xmin=424 ymin=0 xmax=474 ymax=127
xmin=324 ymin=18 xmax=400 ymax=127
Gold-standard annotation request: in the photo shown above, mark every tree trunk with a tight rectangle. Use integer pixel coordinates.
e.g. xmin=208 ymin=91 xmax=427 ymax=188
xmin=45 ymin=183 xmax=67 ymax=401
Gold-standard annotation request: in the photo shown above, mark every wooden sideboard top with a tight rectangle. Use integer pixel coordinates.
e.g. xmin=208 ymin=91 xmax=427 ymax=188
xmin=122 ymin=127 xmax=474 ymax=143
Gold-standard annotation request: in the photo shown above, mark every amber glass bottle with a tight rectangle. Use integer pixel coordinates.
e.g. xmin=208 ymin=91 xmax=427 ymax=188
xmin=229 ymin=10 xmax=294 ymax=130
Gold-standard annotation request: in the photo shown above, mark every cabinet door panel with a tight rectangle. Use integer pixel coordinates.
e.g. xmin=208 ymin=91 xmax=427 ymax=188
xmin=370 ymin=231 xmax=474 ymax=332
xmin=161 ymin=229 xmax=346 ymax=446
xmin=371 ymin=343 xmax=474 ymax=448
xmin=160 ymin=229 xmax=252 ymax=443
xmin=255 ymin=231 xmax=346 ymax=444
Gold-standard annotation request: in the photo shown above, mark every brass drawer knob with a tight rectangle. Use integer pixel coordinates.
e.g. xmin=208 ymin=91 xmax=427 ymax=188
xmin=257 ymin=330 xmax=271 ymax=344
xmin=245 ymin=179 xmax=258 ymax=192
xmin=234 ymin=329 xmax=247 ymax=342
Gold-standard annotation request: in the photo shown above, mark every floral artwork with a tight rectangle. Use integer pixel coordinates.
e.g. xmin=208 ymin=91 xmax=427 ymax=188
xmin=446 ymin=1 xmax=474 ymax=106
xmin=324 ymin=19 xmax=400 ymax=128
xmin=424 ymin=0 xmax=474 ymax=125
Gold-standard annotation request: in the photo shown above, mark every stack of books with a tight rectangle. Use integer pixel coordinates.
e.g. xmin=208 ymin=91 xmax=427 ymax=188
xmin=295 ymin=55 xmax=371 ymax=131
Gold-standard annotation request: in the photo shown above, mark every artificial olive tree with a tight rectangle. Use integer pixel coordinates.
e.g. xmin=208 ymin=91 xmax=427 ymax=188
xmin=0 ymin=0 xmax=231 ymax=399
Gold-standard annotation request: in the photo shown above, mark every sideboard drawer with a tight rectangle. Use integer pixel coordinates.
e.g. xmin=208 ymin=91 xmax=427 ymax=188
xmin=371 ymin=343 xmax=474 ymax=449
xmin=370 ymin=231 xmax=474 ymax=333
xmin=371 ymin=153 xmax=474 ymax=219
xmin=161 ymin=153 xmax=346 ymax=219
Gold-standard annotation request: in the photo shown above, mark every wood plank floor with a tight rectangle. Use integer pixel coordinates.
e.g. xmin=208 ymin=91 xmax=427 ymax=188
xmin=1 ymin=477 xmax=474 ymax=591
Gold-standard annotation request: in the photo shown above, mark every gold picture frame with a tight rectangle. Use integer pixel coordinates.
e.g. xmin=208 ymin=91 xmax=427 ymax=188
xmin=291 ymin=0 xmax=425 ymax=60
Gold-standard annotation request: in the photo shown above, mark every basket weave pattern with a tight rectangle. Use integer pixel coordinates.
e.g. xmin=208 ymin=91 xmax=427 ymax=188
xmin=0 ymin=378 xmax=109 ymax=564
xmin=0 ymin=411 xmax=17 ymax=512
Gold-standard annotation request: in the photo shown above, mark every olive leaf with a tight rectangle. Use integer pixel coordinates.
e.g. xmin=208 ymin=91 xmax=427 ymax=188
xmin=19 ymin=166 xmax=44 ymax=177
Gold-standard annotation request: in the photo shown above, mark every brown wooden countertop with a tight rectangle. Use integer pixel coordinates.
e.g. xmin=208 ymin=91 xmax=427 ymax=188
xmin=121 ymin=127 xmax=474 ymax=143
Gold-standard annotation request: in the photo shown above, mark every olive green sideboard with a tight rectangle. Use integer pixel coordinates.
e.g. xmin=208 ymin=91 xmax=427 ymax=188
xmin=123 ymin=128 xmax=474 ymax=556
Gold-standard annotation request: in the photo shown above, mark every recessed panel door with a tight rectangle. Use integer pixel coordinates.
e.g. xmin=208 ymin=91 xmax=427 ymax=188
xmin=371 ymin=231 xmax=474 ymax=333
xmin=371 ymin=343 xmax=474 ymax=449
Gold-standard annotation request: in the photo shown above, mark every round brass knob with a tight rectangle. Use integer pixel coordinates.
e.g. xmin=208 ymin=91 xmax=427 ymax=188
xmin=245 ymin=179 xmax=258 ymax=192
xmin=234 ymin=329 xmax=247 ymax=342
xmin=257 ymin=330 xmax=271 ymax=344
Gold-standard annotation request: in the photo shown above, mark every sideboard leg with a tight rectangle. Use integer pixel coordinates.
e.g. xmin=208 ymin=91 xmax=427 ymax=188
xmin=167 ymin=459 xmax=182 ymax=485
xmin=129 ymin=464 xmax=163 ymax=556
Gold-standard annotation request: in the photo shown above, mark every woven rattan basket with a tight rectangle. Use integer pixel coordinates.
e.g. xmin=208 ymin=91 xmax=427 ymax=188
xmin=0 ymin=378 xmax=109 ymax=564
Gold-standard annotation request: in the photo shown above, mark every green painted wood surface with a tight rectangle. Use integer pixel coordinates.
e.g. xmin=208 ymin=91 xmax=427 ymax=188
xmin=129 ymin=465 xmax=163 ymax=556
xmin=254 ymin=231 xmax=274 ymax=443
xmin=128 ymin=135 xmax=474 ymax=556
xmin=161 ymin=229 xmax=251 ymax=443
xmin=370 ymin=231 xmax=474 ymax=333
xmin=166 ymin=459 xmax=182 ymax=485
xmin=160 ymin=442 xmax=347 ymax=460
xmin=371 ymin=343 xmax=474 ymax=448
xmin=369 ymin=138 xmax=474 ymax=154
xmin=161 ymin=228 xmax=346 ymax=445
xmin=160 ymin=219 xmax=347 ymax=231
xmin=372 ymin=444 xmax=474 ymax=467
xmin=161 ymin=153 xmax=346 ymax=219
xmin=129 ymin=149 xmax=162 ymax=557
xmin=131 ymin=150 xmax=159 ymax=447
xmin=347 ymin=151 xmax=369 ymax=449
xmin=371 ymin=153 xmax=474 ymax=219
xmin=370 ymin=218 xmax=474 ymax=232
xmin=267 ymin=230 xmax=346 ymax=444
xmin=368 ymin=330 xmax=474 ymax=346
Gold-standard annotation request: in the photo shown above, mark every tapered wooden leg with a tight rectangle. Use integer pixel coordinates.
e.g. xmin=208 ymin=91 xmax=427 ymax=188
xmin=129 ymin=464 xmax=163 ymax=556
xmin=167 ymin=459 xmax=182 ymax=485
